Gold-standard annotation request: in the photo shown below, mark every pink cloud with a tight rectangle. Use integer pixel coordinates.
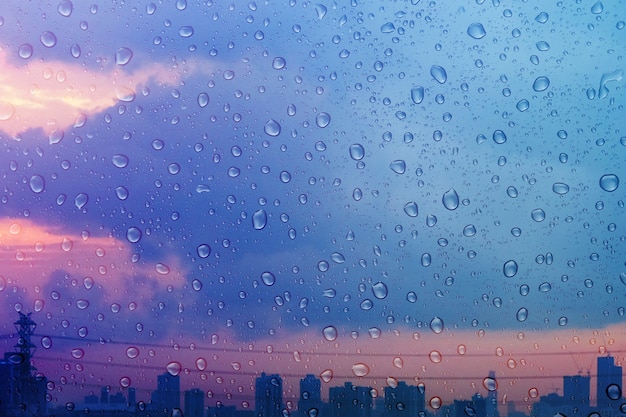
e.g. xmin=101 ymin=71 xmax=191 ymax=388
xmin=0 ymin=50 xmax=178 ymax=137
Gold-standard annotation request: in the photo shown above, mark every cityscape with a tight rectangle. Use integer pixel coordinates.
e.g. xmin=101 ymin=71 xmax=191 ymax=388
xmin=1 ymin=313 xmax=624 ymax=417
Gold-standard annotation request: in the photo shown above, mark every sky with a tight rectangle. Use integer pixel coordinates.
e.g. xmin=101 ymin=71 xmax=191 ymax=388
xmin=0 ymin=0 xmax=625 ymax=412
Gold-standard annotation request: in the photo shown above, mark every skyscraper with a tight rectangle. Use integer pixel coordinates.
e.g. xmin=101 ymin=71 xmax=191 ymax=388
xmin=563 ymin=374 xmax=590 ymax=408
xmin=255 ymin=373 xmax=284 ymax=417
xmin=185 ymin=388 xmax=205 ymax=417
xmin=596 ymin=356 xmax=622 ymax=410
xmin=485 ymin=371 xmax=499 ymax=417
xmin=329 ymin=382 xmax=373 ymax=417
xmin=299 ymin=374 xmax=322 ymax=417
xmin=152 ymin=372 xmax=181 ymax=414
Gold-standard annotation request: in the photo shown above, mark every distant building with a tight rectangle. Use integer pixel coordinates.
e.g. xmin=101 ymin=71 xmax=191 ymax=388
xmin=151 ymin=372 xmax=181 ymax=414
xmin=383 ymin=381 xmax=425 ymax=417
xmin=255 ymin=373 xmax=284 ymax=417
xmin=563 ymin=374 xmax=590 ymax=409
xmin=185 ymin=388 xmax=205 ymax=417
xmin=299 ymin=374 xmax=323 ymax=417
xmin=101 ymin=386 xmax=110 ymax=404
xmin=329 ymin=382 xmax=373 ymax=417
xmin=454 ymin=393 xmax=486 ymax=417
xmin=85 ymin=393 xmax=99 ymax=404
xmin=596 ymin=356 xmax=622 ymax=411
xmin=486 ymin=371 xmax=499 ymax=417
xmin=128 ymin=387 xmax=137 ymax=406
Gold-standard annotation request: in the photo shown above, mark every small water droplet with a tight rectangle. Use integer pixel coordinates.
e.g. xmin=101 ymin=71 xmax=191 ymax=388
xmin=49 ymin=129 xmax=64 ymax=145
xmin=372 ymin=282 xmax=388 ymax=299
xmin=18 ymin=44 xmax=33 ymax=59
xmin=411 ymin=86 xmax=425 ymax=104
xmin=314 ymin=4 xmax=327 ymax=19
xmin=463 ymin=224 xmax=477 ymax=237
xmin=29 ymin=175 xmax=46 ymax=193
xmin=390 ymin=160 xmax=406 ymax=174
xmin=430 ymin=65 xmax=447 ymax=84
xmin=429 ymin=350 xmax=442 ymax=363
xmin=178 ymin=26 xmax=194 ymax=38
xmin=590 ymin=1 xmax=604 ymax=14
xmin=323 ymin=326 xmax=337 ymax=341
xmin=535 ymin=12 xmax=549 ymax=23
xmin=466 ymin=22 xmax=486 ymax=39
xmin=429 ymin=397 xmax=442 ymax=410
xmin=320 ymin=369 xmax=333 ymax=383
xmin=483 ymin=377 xmax=498 ymax=391
xmin=126 ymin=227 xmax=142 ymax=243
xmin=516 ymin=99 xmax=529 ymax=112
xmin=197 ymin=93 xmax=209 ymax=107
xmin=430 ymin=316 xmax=444 ymax=334
xmin=57 ymin=0 xmax=74 ymax=16
xmin=71 ymin=348 xmax=84 ymax=359
xmin=380 ymin=22 xmax=395 ymax=33
xmin=126 ymin=347 xmax=139 ymax=358
xmin=155 ymin=263 xmax=170 ymax=275
xmin=74 ymin=193 xmax=88 ymax=209
xmin=492 ymin=130 xmax=507 ymax=144
xmin=197 ymin=244 xmax=211 ymax=258
xmin=272 ymin=57 xmax=286 ymax=70
xmin=112 ymin=154 xmax=129 ymax=168
xmin=606 ymin=383 xmax=622 ymax=400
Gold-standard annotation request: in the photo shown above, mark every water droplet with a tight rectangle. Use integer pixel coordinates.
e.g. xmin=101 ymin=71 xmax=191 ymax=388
xmin=411 ymin=86 xmax=425 ymax=104
xmin=197 ymin=93 xmax=209 ymax=107
xmin=57 ymin=0 xmax=74 ymax=16
xmin=516 ymin=99 xmax=529 ymax=112
xmin=74 ymin=193 xmax=88 ymax=209
xmin=40 ymin=31 xmax=57 ymax=48
xmin=532 ymin=76 xmax=550 ymax=92
xmin=18 ymin=43 xmax=33 ymax=59
xmin=516 ymin=307 xmax=528 ymax=322
xmin=606 ymin=383 xmax=622 ymax=400
xmin=166 ymin=361 xmax=182 ymax=376
xmin=590 ymin=1 xmax=604 ymax=14
xmin=552 ymin=182 xmax=570 ymax=195
xmin=261 ymin=271 xmax=276 ymax=286
xmin=536 ymin=41 xmax=550 ymax=51
xmin=492 ymin=130 xmax=507 ymax=144
xmin=531 ymin=208 xmax=546 ymax=222
xmin=558 ymin=317 xmax=568 ymax=326
xmin=539 ymin=282 xmax=552 ymax=292
xmin=380 ymin=22 xmax=395 ymax=33
xmin=429 ymin=397 xmax=442 ymax=410
xmin=49 ymin=129 xmax=64 ymax=145
xmin=352 ymin=363 xmax=370 ymax=377
xmin=430 ymin=65 xmax=447 ymax=84
xmin=320 ymin=369 xmax=333 ymax=383
xmin=372 ymin=282 xmax=388 ymax=299
xmin=599 ymin=174 xmax=619 ymax=192
xmin=41 ymin=336 xmax=53 ymax=349
xmin=421 ymin=252 xmax=432 ymax=267
xmin=503 ymin=260 xmax=518 ymax=278
xmin=393 ymin=357 xmax=404 ymax=369
xmin=430 ymin=316 xmax=444 ymax=334
xmin=29 ymin=175 xmax=46 ymax=193
xmin=331 ymin=252 xmax=345 ymax=263
xmin=264 ymin=119 xmax=281 ymax=136
xmin=252 ymin=209 xmax=267 ymax=230
xmin=323 ymin=326 xmax=337 ymax=341
xmin=178 ymin=26 xmax=194 ymax=38
xmin=197 ymin=244 xmax=211 ymax=258
xmin=112 ymin=154 xmax=129 ymax=168
xmin=272 ymin=57 xmax=286 ymax=70
xmin=403 ymin=201 xmax=418 ymax=217
xmin=314 ymin=4 xmax=327 ymax=19
xmin=155 ymin=263 xmax=170 ymax=275
xmin=463 ymin=224 xmax=477 ymax=237
xmin=390 ymin=160 xmax=406 ymax=174
xmin=126 ymin=347 xmax=139 ymax=358
xmin=466 ymin=22 xmax=486 ymax=39
xmin=442 ymin=188 xmax=459 ymax=210
xmin=348 ymin=144 xmax=365 ymax=161
xmin=71 ymin=348 xmax=84 ymax=359
xmin=126 ymin=227 xmax=142 ymax=243
xmin=115 ymin=47 xmax=133 ymax=66
xmin=316 ymin=112 xmax=331 ymax=128
xmin=535 ymin=12 xmax=549 ymax=23
xmin=483 ymin=377 xmax=498 ymax=391
xmin=429 ymin=350 xmax=442 ymax=363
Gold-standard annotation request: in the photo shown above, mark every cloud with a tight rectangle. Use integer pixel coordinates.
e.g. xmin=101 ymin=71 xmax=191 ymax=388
xmin=0 ymin=50 xmax=178 ymax=138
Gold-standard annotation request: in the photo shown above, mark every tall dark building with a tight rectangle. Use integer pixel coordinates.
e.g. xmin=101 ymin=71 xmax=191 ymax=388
xmin=255 ymin=373 xmax=284 ymax=417
xmin=596 ymin=356 xmax=622 ymax=411
xmin=101 ymin=386 xmax=110 ymax=404
xmin=151 ymin=372 xmax=181 ymax=414
xmin=329 ymin=382 xmax=373 ymax=417
xmin=0 ymin=312 xmax=48 ymax=417
xmin=128 ymin=387 xmax=137 ymax=406
xmin=454 ymin=393 xmax=486 ymax=417
xmin=485 ymin=371 xmax=499 ymax=417
xmin=185 ymin=388 xmax=205 ymax=417
xmin=383 ymin=381 xmax=425 ymax=417
xmin=563 ymin=374 xmax=590 ymax=408
xmin=299 ymin=374 xmax=323 ymax=417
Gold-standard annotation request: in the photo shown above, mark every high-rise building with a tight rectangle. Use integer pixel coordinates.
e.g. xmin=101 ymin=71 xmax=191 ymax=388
xmin=152 ymin=372 xmax=181 ymax=414
xmin=329 ymin=382 xmax=373 ymax=417
xmin=596 ymin=356 xmax=622 ymax=410
xmin=486 ymin=371 xmax=499 ymax=417
xmin=563 ymin=374 xmax=590 ymax=408
xmin=454 ymin=393 xmax=486 ymax=417
xmin=128 ymin=387 xmax=137 ymax=407
xmin=255 ymin=373 xmax=284 ymax=417
xmin=101 ymin=386 xmax=110 ymax=404
xmin=299 ymin=374 xmax=322 ymax=417
xmin=383 ymin=381 xmax=425 ymax=417
xmin=185 ymin=388 xmax=205 ymax=417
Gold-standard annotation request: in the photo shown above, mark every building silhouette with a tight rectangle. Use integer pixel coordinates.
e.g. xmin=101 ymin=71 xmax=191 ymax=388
xmin=562 ymin=374 xmax=590 ymax=408
xmin=298 ymin=374 xmax=323 ymax=417
xmin=329 ymin=382 xmax=373 ymax=417
xmin=255 ymin=372 xmax=284 ymax=417
xmin=486 ymin=371 xmax=499 ymax=417
xmin=596 ymin=355 xmax=622 ymax=411
xmin=0 ymin=312 xmax=48 ymax=417
xmin=151 ymin=372 xmax=181 ymax=415
xmin=383 ymin=381 xmax=425 ymax=417
xmin=185 ymin=388 xmax=205 ymax=417
xmin=454 ymin=393 xmax=486 ymax=417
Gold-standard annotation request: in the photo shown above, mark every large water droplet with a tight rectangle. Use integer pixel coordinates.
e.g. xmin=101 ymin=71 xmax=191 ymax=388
xmin=590 ymin=1 xmax=604 ymax=14
xmin=57 ymin=0 xmax=74 ymax=16
xmin=535 ymin=12 xmax=549 ymax=23
xmin=115 ymin=47 xmax=133 ymax=66
xmin=252 ymin=209 xmax=267 ymax=230
xmin=442 ymin=188 xmax=459 ymax=210
xmin=18 ymin=44 xmax=33 ymax=59
xmin=430 ymin=65 xmax=447 ymax=84
xmin=126 ymin=227 xmax=142 ymax=243
xmin=29 ymin=175 xmax=46 ymax=193
xmin=466 ymin=22 xmax=486 ymax=39
xmin=166 ymin=361 xmax=182 ymax=376
xmin=372 ymin=282 xmax=388 ymax=299
xmin=390 ymin=160 xmax=406 ymax=174
xmin=380 ymin=22 xmax=395 ymax=33
xmin=552 ymin=182 xmax=570 ymax=195
xmin=430 ymin=316 xmax=444 ymax=334
xmin=155 ymin=263 xmax=170 ymax=275
xmin=483 ymin=377 xmax=498 ymax=391
xmin=599 ymin=174 xmax=619 ymax=192
xmin=74 ymin=193 xmax=88 ymax=209
xmin=49 ymin=129 xmax=64 ymax=145
xmin=197 ymin=93 xmax=209 ymax=108
xmin=323 ymin=326 xmax=337 ymax=341
xmin=411 ymin=86 xmax=425 ymax=104
xmin=352 ymin=363 xmax=370 ymax=377
xmin=112 ymin=154 xmax=129 ymax=168
xmin=531 ymin=208 xmax=546 ymax=222
xmin=316 ymin=112 xmax=331 ymax=128
xmin=463 ymin=224 xmax=477 ymax=237
xmin=178 ymin=26 xmax=194 ymax=38
xmin=40 ymin=31 xmax=57 ymax=48
xmin=606 ymin=383 xmax=622 ymax=400
xmin=349 ymin=144 xmax=365 ymax=160
xmin=264 ymin=119 xmax=281 ymax=136
xmin=314 ymin=4 xmax=327 ymax=19
xmin=503 ymin=260 xmax=518 ymax=277
xmin=516 ymin=99 xmax=529 ymax=112
xmin=261 ymin=271 xmax=276 ymax=286
xmin=516 ymin=307 xmax=528 ymax=322
xmin=320 ymin=369 xmax=333 ymax=383
xmin=532 ymin=76 xmax=550 ymax=92
xmin=403 ymin=201 xmax=418 ymax=217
